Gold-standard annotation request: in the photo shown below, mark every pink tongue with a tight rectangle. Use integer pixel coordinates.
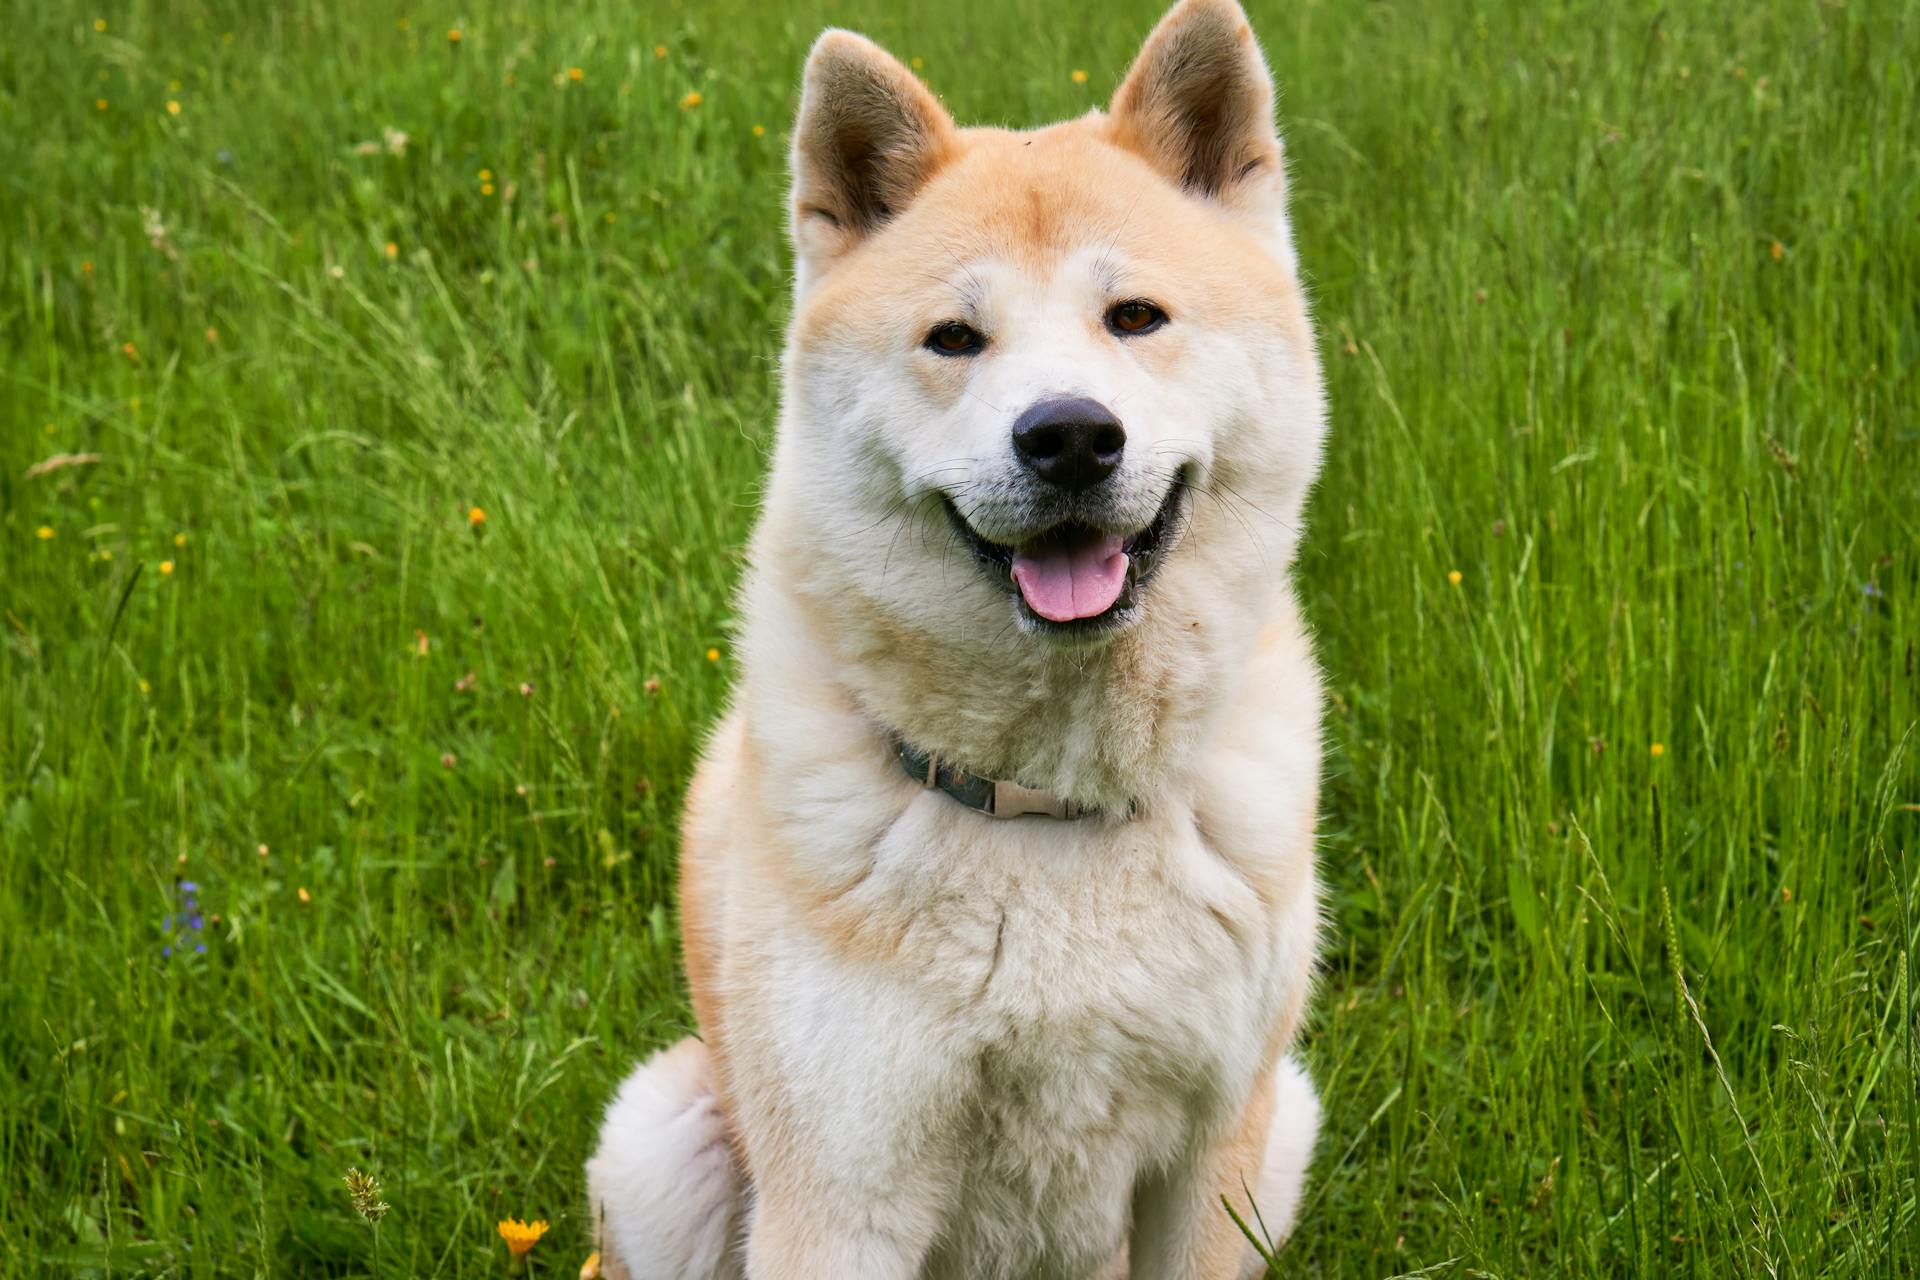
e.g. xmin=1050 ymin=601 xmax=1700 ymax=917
xmin=1011 ymin=533 xmax=1129 ymax=622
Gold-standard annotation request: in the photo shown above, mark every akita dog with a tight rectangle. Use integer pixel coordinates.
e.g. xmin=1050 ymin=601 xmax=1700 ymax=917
xmin=587 ymin=0 xmax=1327 ymax=1274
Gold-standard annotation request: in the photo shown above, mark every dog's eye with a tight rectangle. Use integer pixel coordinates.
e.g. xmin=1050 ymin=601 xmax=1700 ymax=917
xmin=1106 ymin=300 xmax=1167 ymax=336
xmin=925 ymin=321 xmax=986 ymax=356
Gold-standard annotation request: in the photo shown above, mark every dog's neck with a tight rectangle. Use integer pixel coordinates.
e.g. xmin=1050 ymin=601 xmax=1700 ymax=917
xmin=748 ymin=558 xmax=1266 ymax=813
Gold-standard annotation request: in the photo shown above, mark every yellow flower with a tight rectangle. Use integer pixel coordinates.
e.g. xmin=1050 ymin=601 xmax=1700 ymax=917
xmin=752 ymin=124 xmax=766 ymax=137
xmin=138 ymin=679 xmax=151 ymax=695
xmin=469 ymin=506 xmax=487 ymax=527
xmin=96 ymin=97 xmax=108 ymax=111
xmin=174 ymin=533 xmax=187 ymax=547
xmin=481 ymin=182 xmax=495 ymax=196
xmin=478 ymin=168 xmax=492 ymax=181
xmin=297 ymin=886 xmax=311 ymax=903
xmin=384 ymin=241 xmax=399 ymax=259
xmin=910 ymin=56 xmax=925 ymax=70
xmin=1770 ymin=239 xmax=1784 ymax=262
xmin=1447 ymin=569 xmax=1463 ymax=586
xmin=99 ymin=548 xmax=113 ymax=562
xmin=498 ymin=1219 xmax=549 ymax=1256
xmin=94 ymin=17 xmax=105 ymax=31
xmin=580 ymin=1250 xmax=603 ymax=1279
xmin=159 ymin=560 xmax=174 ymax=575
xmin=166 ymin=100 xmax=181 ymax=116
xmin=653 ymin=43 xmax=667 ymax=59
xmin=705 ymin=646 xmax=721 ymax=663
xmin=679 ymin=90 xmax=703 ymax=110
xmin=568 ymin=66 xmax=584 ymax=81
xmin=1650 ymin=742 xmax=1665 ymax=757
xmin=447 ymin=27 xmax=462 ymax=43
xmin=37 ymin=526 xmax=55 ymax=540
xmin=1071 ymin=68 xmax=1088 ymax=84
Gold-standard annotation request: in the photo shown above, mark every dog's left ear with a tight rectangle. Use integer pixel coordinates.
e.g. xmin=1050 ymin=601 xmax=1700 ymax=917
xmin=1109 ymin=0 xmax=1296 ymax=272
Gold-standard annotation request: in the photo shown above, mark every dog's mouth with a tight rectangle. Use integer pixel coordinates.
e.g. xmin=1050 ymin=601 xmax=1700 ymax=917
xmin=942 ymin=475 xmax=1188 ymax=634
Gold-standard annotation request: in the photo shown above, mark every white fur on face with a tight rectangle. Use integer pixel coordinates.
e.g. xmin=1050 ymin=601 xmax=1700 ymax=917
xmin=778 ymin=234 xmax=1322 ymax=648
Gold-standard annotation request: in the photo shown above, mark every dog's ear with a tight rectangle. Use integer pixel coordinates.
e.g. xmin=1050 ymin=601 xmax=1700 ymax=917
xmin=790 ymin=30 xmax=958 ymax=290
xmin=1108 ymin=0 xmax=1296 ymax=271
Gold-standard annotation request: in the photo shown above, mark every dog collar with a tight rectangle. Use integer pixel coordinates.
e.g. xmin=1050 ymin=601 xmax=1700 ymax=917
xmin=895 ymin=738 xmax=1093 ymax=820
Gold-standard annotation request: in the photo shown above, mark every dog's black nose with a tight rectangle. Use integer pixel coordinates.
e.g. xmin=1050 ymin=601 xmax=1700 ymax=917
xmin=1011 ymin=397 xmax=1125 ymax=491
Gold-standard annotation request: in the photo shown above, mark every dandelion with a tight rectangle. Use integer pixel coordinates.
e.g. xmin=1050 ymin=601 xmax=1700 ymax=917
xmin=384 ymin=240 xmax=399 ymax=259
xmin=1071 ymin=68 xmax=1088 ymax=84
xmin=96 ymin=97 xmax=108 ymax=111
xmin=568 ymin=66 xmax=584 ymax=81
xmin=752 ymin=123 xmax=766 ymax=137
xmin=297 ymin=886 xmax=311 ymax=903
xmin=1447 ymin=569 xmax=1463 ymax=586
xmin=706 ymin=646 xmax=721 ymax=663
xmin=652 ymin=43 xmax=667 ymax=59
xmin=343 ymin=1167 xmax=390 ymax=1222
xmin=679 ymin=90 xmax=703 ymax=110
xmin=1650 ymin=742 xmax=1665 ymax=757
xmin=159 ymin=559 xmax=174 ymax=576
xmin=498 ymin=1219 xmax=549 ymax=1256
xmin=37 ymin=526 xmax=54 ymax=540
xmin=98 ymin=548 xmax=113 ymax=562
xmin=482 ymin=182 xmax=495 ymax=196
xmin=205 ymin=326 xmax=218 ymax=343
xmin=447 ymin=26 xmax=462 ymax=43
xmin=1770 ymin=239 xmax=1784 ymax=262
xmin=122 ymin=341 xmax=139 ymax=360
xmin=910 ymin=56 xmax=924 ymax=70
xmin=82 ymin=261 xmax=94 ymax=274
xmin=166 ymin=100 xmax=181 ymax=116
xmin=469 ymin=506 xmax=486 ymax=527
xmin=479 ymin=168 xmax=493 ymax=181
xmin=94 ymin=17 xmax=105 ymax=31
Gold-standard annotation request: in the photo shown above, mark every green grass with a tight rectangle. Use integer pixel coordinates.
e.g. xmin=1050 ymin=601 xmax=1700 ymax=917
xmin=2 ymin=0 xmax=1916 ymax=1275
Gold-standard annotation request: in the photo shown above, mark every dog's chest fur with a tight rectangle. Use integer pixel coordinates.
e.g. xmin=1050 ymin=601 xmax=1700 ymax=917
xmin=784 ymin=799 xmax=1299 ymax=1277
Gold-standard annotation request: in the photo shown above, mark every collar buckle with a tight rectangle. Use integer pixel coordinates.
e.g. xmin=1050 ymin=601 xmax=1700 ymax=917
xmin=990 ymin=778 xmax=1081 ymax=820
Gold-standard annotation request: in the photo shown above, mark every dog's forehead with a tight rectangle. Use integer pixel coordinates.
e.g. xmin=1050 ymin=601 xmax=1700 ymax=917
xmin=792 ymin=119 xmax=1303 ymax=349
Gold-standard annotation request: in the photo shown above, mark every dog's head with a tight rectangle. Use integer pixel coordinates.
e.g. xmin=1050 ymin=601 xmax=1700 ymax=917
xmin=766 ymin=0 xmax=1323 ymax=664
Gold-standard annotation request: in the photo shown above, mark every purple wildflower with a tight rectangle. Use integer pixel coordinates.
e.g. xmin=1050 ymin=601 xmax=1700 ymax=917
xmin=162 ymin=880 xmax=208 ymax=957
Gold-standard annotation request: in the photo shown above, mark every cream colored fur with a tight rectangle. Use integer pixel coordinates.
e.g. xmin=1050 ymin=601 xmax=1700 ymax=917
xmin=589 ymin=1 xmax=1328 ymax=1275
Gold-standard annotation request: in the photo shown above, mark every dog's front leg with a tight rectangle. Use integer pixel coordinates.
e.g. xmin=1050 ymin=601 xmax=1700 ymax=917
xmin=1127 ymin=1068 xmax=1279 ymax=1280
xmin=745 ymin=1181 xmax=941 ymax=1279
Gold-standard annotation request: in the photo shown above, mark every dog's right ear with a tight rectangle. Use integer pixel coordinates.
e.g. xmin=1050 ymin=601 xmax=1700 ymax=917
xmin=789 ymin=31 xmax=957 ymax=292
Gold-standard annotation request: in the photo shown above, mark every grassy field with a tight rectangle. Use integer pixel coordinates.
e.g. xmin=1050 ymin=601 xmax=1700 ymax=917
xmin=3 ymin=0 xmax=1917 ymax=1275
